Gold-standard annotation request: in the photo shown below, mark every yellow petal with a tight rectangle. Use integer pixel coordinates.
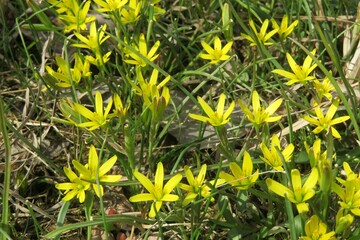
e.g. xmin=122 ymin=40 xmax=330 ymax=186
xmin=133 ymin=170 xmax=155 ymax=194
xmin=129 ymin=193 xmax=155 ymax=202
xmin=163 ymin=173 xmax=182 ymax=194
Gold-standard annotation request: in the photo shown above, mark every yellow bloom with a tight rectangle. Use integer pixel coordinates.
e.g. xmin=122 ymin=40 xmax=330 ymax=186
xmin=72 ymin=145 xmax=122 ymax=198
xmin=129 ymin=162 xmax=182 ymax=218
xmin=46 ymin=53 xmax=91 ymax=88
xmin=238 ymin=90 xmax=282 ymax=127
xmin=189 ymin=93 xmax=235 ymax=127
xmin=93 ymin=0 xmax=128 ymax=12
xmin=313 ymin=74 xmax=335 ymax=102
xmin=266 ymin=168 xmax=318 ymax=213
xmin=337 ymin=162 xmax=360 ymax=191
xmin=121 ymin=0 xmax=142 ymax=24
xmin=299 ymin=215 xmax=336 ymax=240
xmin=302 ymin=99 xmax=350 ymax=139
xmin=124 ymin=33 xmax=160 ymax=67
xmin=272 ymin=49 xmax=317 ymax=86
xmin=74 ymin=91 xmax=114 ymax=131
xmin=178 ymin=164 xmax=225 ymax=206
xmin=56 ymin=167 xmax=90 ymax=203
xmin=220 ymin=151 xmax=259 ymax=190
xmin=335 ymin=208 xmax=354 ymax=235
xmin=199 ymin=36 xmax=233 ymax=64
xmin=332 ymin=180 xmax=360 ymax=216
xmin=56 ymin=0 xmax=96 ymax=33
xmin=241 ymin=19 xmax=278 ymax=46
xmin=271 ymin=15 xmax=299 ymax=41
xmin=112 ymin=94 xmax=130 ymax=125
xmin=260 ymin=134 xmax=294 ymax=171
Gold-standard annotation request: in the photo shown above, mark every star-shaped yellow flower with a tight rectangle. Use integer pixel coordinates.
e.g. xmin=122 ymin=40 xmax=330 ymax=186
xmin=72 ymin=145 xmax=122 ymax=197
xmin=313 ymin=74 xmax=335 ymax=102
xmin=189 ymin=93 xmax=235 ymax=127
xmin=271 ymin=15 xmax=299 ymax=41
xmin=299 ymin=215 xmax=336 ymax=240
xmin=93 ymin=0 xmax=128 ymax=13
xmin=121 ymin=0 xmax=142 ymax=24
xmin=56 ymin=167 xmax=90 ymax=203
xmin=129 ymin=162 xmax=182 ymax=218
xmin=302 ymin=99 xmax=350 ymax=139
xmin=199 ymin=36 xmax=233 ymax=64
xmin=241 ymin=19 xmax=278 ymax=46
xmin=124 ymin=33 xmax=160 ymax=67
xmin=220 ymin=151 xmax=259 ymax=190
xmin=272 ymin=49 xmax=317 ymax=86
xmin=266 ymin=168 xmax=318 ymax=213
xmin=238 ymin=90 xmax=282 ymax=128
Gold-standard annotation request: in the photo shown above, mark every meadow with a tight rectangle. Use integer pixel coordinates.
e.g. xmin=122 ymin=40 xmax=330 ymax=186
xmin=1 ymin=0 xmax=360 ymax=239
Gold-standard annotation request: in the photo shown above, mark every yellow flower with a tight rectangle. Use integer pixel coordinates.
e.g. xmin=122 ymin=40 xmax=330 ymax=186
xmin=299 ymin=215 xmax=336 ymax=240
xmin=124 ymin=33 xmax=160 ymax=67
xmin=178 ymin=164 xmax=225 ymax=206
xmin=337 ymin=162 xmax=360 ymax=191
xmin=238 ymin=90 xmax=282 ymax=127
xmin=313 ymin=74 xmax=335 ymax=102
xmin=121 ymin=0 xmax=142 ymax=24
xmin=112 ymin=94 xmax=129 ymax=125
xmin=220 ymin=151 xmax=259 ymax=190
xmin=335 ymin=208 xmax=354 ymax=235
xmin=74 ymin=91 xmax=114 ymax=131
xmin=56 ymin=0 xmax=96 ymax=33
xmin=333 ymin=175 xmax=360 ymax=216
xmin=266 ymin=168 xmax=318 ymax=213
xmin=129 ymin=162 xmax=182 ymax=218
xmin=272 ymin=49 xmax=317 ymax=86
xmin=302 ymin=99 xmax=350 ymax=139
xmin=241 ymin=19 xmax=278 ymax=46
xmin=93 ymin=0 xmax=128 ymax=12
xmin=260 ymin=134 xmax=294 ymax=171
xmin=271 ymin=15 xmax=299 ymax=41
xmin=189 ymin=93 xmax=235 ymax=127
xmin=46 ymin=53 xmax=91 ymax=88
xmin=56 ymin=167 xmax=90 ymax=203
xmin=72 ymin=145 xmax=122 ymax=198
xmin=199 ymin=36 xmax=233 ymax=64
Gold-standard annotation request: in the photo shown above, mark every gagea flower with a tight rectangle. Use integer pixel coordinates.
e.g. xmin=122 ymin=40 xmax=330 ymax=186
xmin=189 ymin=93 xmax=235 ymax=127
xmin=266 ymin=168 xmax=318 ymax=213
xmin=272 ymin=49 xmax=317 ymax=86
xmin=271 ymin=15 xmax=299 ymax=41
xmin=302 ymin=99 xmax=350 ymax=139
xmin=72 ymin=145 xmax=122 ymax=197
xmin=220 ymin=151 xmax=259 ymax=190
xmin=56 ymin=167 xmax=90 ymax=203
xmin=93 ymin=0 xmax=128 ymax=13
xmin=199 ymin=36 xmax=233 ymax=64
xmin=241 ymin=19 xmax=278 ymax=46
xmin=238 ymin=90 xmax=282 ymax=128
xmin=299 ymin=215 xmax=336 ymax=240
xmin=129 ymin=162 xmax=182 ymax=218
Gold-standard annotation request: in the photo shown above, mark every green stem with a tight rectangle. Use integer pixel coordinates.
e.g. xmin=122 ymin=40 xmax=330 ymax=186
xmin=0 ymin=98 xmax=11 ymax=240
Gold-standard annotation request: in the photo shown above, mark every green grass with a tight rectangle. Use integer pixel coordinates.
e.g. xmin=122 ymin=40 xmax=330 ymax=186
xmin=1 ymin=0 xmax=360 ymax=239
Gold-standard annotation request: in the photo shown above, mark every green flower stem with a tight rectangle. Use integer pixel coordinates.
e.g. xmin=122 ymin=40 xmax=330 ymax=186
xmin=215 ymin=127 xmax=235 ymax=162
xmin=148 ymin=115 xmax=159 ymax=171
xmin=0 ymin=98 xmax=11 ymax=240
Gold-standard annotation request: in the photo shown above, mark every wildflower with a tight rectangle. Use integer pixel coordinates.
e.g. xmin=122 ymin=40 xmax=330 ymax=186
xmin=241 ymin=19 xmax=278 ymax=46
xmin=74 ymin=91 xmax=114 ymax=131
xmin=299 ymin=215 xmax=336 ymax=240
xmin=56 ymin=0 xmax=96 ymax=33
xmin=266 ymin=168 xmax=318 ymax=213
xmin=238 ymin=90 xmax=282 ymax=128
xmin=46 ymin=53 xmax=91 ymax=88
xmin=178 ymin=164 xmax=225 ymax=206
xmin=112 ymin=94 xmax=129 ymax=125
xmin=124 ymin=33 xmax=160 ymax=67
xmin=313 ymin=74 xmax=335 ymax=102
xmin=220 ymin=151 xmax=259 ymax=190
xmin=335 ymin=209 xmax=354 ymax=234
xmin=129 ymin=162 xmax=182 ymax=218
xmin=199 ymin=36 xmax=233 ymax=64
xmin=271 ymin=15 xmax=299 ymax=41
xmin=337 ymin=162 xmax=360 ymax=190
xmin=56 ymin=167 xmax=90 ymax=203
xmin=72 ymin=145 xmax=122 ymax=197
xmin=121 ymin=0 xmax=142 ymax=24
xmin=272 ymin=49 xmax=317 ymax=86
xmin=302 ymin=99 xmax=350 ymax=139
xmin=332 ymin=180 xmax=360 ymax=216
xmin=260 ymin=134 xmax=294 ymax=171
xmin=189 ymin=93 xmax=235 ymax=127
xmin=305 ymin=139 xmax=333 ymax=192
xmin=93 ymin=0 xmax=128 ymax=12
